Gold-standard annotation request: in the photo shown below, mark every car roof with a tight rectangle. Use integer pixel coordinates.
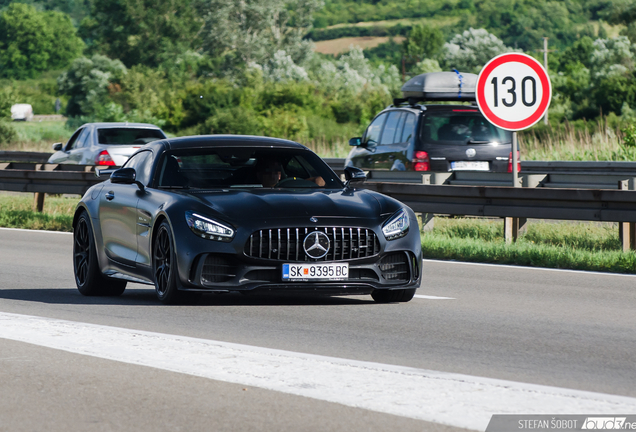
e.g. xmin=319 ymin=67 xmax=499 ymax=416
xmin=84 ymin=122 xmax=163 ymax=129
xmin=380 ymin=104 xmax=481 ymax=116
xmin=160 ymin=135 xmax=309 ymax=151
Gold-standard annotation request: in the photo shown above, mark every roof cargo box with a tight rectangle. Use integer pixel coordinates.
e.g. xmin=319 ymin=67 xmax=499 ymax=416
xmin=401 ymin=71 xmax=477 ymax=101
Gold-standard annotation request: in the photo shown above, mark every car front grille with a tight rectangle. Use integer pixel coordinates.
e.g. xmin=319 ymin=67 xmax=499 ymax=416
xmin=379 ymin=252 xmax=410 ymax=281
xmin=244 ymin=227 xmax=380 ymax=262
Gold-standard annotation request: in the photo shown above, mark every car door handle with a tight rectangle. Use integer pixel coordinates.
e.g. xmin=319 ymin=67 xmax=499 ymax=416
xmin=105 ymin=191 xmax=115 ymax=201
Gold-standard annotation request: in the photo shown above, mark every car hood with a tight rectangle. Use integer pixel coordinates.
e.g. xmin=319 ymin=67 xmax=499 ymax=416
xmin=186 ymin=188 xmax=395 ymax=222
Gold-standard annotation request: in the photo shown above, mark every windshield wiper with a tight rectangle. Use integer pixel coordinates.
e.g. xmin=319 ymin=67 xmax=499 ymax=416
xmin=158 ymin=185 xmax=190 ymax=189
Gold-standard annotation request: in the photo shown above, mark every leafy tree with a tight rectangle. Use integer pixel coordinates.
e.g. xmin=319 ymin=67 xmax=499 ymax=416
xmin=200 ymin=0 xmax=323 ymax=71
xmin=0 ymin=3 xmax=83 ymax=79
xmin=58 ymin=54 xmax=127 ymax=117
xmin=80 ymin=0 xmax=202 ymax=68
xmin=443 ymin=28 xmax=517 ymax=73
xmin=402 ymin=24 xmax=444 ymax=62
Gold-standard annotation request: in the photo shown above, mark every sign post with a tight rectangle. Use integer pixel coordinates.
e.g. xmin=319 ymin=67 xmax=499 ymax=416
xmin=475 ymin=53 xmax=551 ymax=240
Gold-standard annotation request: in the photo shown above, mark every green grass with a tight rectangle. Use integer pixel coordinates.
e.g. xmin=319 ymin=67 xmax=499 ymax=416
xmin=1 ymin=120 xmax=73 ymax=152
xmin=422 ymin=217 xmax=636 ymax=274
xmin=0 ymin=193 xmax=76 ymax=231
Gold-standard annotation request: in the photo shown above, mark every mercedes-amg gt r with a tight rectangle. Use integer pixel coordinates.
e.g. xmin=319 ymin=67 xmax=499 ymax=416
xmin=72 ymin=135 xmax=422 ymax=304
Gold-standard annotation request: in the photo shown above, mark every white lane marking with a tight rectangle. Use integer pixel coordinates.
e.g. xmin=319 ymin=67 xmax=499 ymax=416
xmin=0 ymin=312 xmax=634 ymax=431
xmin=414 ymin=295 xmax=455 ymax=300
xmin=423 ymin=258 xmax=636 ymax=278
xmin=0 ymin=227 xmax=72 ymax=235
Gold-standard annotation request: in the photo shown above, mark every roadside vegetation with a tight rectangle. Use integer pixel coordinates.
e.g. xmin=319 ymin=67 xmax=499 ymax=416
xmin=422 ymin=217 xmax=636 ymax=274
xmin=1 ymin=0 xmax=636 ymax=161
xmin=0 ymin=194 xmax=74 ymax=231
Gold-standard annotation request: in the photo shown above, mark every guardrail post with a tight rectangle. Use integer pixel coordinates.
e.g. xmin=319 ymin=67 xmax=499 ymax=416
xmin=33 ymin=192 xmax=45 ymax=212
xmin=618 ymin=180 xmax=636 ymax=251
xmin=504 ymin=217 xmax=525 ymax=243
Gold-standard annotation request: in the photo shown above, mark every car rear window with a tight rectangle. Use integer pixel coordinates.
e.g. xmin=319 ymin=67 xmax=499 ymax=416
xmin=420 ymin=112 xmax=511 ymax=146
xmin=97 ymin=128 xmax=165 ymax=145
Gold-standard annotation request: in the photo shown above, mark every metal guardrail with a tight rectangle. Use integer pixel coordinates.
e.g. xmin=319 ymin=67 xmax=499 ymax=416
xmin=0 ymin=163 xmax=99 ymax=210
xmin=1 ymin=154 xmax=636 ymax=250
xmin=0 ymin=151 xmax=53 ymax=163
xmin=362 ymin=182 xmax=636 ymax=223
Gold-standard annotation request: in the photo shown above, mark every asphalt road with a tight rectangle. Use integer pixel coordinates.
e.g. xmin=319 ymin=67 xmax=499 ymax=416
xmin=1 ymin=228 xmax=635 ymax=431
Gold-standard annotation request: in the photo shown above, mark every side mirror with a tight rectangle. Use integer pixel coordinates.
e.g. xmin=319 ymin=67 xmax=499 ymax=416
xmin=110 ymin=168 xmax=136 ymax=184
xmin=344 ymin=166 xmax=367 ymax=189
xmin=52 ymin=142 xmax=63 ymax=151
xmin=348 ymin=137 xmax=362 ymax=147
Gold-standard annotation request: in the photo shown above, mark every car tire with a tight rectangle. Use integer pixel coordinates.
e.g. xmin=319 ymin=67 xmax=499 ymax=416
xmin=73 ymin=211 xmax=127 ymax=296
xmin=153 ymin=221 xmax=201 ymax=305
xmin=371 ymin=288 xmax=416 ymax=303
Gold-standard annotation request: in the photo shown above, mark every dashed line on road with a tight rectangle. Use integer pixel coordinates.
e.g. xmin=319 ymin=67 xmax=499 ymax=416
xmin=0 ymin=312 xmax=634 ymax=431
xmin=414 ymin=294 xmax=455 ymax=300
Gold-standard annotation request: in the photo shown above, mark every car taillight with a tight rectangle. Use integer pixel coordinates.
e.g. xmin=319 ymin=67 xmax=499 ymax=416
xmin=507 ymin=151 xmax=521 ymax=173
xmin=95 ymin=150 xmax=116 ymax=166
xmin=412 ymin=151 xmax=430 ymax=171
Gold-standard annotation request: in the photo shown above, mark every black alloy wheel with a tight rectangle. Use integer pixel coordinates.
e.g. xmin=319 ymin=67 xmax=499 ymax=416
xmin=154 ymin=222 xmax=173 ymax=301
xmin=73 ymin=211 xmax=126 ymax=296
xmin=153 ymin=221 xmax=200 ymax=305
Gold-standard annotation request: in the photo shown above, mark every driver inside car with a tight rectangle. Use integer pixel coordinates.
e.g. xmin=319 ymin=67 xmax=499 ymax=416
xmin=256 ymin=158 xmax=282 ymax=187
xmin=256 ymin=157 xmax=326 ymax=187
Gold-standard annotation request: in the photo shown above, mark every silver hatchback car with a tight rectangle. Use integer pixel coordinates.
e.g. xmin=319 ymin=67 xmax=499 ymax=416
xmin=48 ymin=122 xmax=167 ymax=167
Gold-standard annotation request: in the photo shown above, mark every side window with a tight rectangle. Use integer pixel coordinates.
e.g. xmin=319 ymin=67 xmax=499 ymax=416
xmin=71 ymin=128 xmax=90 ymax=149
xmin=65 ymin=128 xmax=84 ymax=151
xmin=379 ymin=111 xmax=402 ymax=145
xmin=393 ymin=112 xmax=407 ymax=143
xmin=401 ymin=113 xmax=416 ymax=143
xmin=124 ymin=151 xmax=152 ymax=185
xmin=363 ymin=113 xmax=387 ymax=145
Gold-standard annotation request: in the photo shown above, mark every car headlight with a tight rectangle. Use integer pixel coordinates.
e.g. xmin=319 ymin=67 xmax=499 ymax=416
xmin=382 ymin=209 xmax=409 ymax=240
xmin=185 ymin=211 xmax=234 ymax=242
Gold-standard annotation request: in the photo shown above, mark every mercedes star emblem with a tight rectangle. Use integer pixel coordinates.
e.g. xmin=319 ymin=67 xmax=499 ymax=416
xmin=303 ymin=231 xmax=330 ymax=259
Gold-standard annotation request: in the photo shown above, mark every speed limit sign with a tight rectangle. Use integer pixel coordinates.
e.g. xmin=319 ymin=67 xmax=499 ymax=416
xmin=476 ymin=53 xmax=551 ymax=131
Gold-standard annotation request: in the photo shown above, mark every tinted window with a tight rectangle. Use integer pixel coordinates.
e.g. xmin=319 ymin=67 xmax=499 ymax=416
xmin=157 ymin=147 xmax=342 ymax=190
xmin=363 ymin=113 xmax=386 ymax=145
xmin=420 ymin=112 xmax=511 ymax=146
xmin=97 ymin=128 xmax=165 ymax=145
xmin=401 ymin=113 xmax=416 ymax=143
xmin=124 ymin=151 xmax=152 ymax=185
xmin=380 ymin=111 xmax=403 ymax=145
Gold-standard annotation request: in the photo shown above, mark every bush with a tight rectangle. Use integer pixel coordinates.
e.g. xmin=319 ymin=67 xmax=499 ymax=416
xmin=0 ymin=121 xmax=17 ymax=144
xmin=622 ymin=124 xmax=636 ymax=147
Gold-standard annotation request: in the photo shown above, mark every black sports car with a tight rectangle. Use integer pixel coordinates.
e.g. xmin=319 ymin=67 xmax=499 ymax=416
xmin=73 ymin=135 xmax=422 ymax=304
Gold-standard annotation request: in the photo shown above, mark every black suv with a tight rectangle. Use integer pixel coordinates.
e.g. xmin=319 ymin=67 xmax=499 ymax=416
xmin=346 ymin=72 xmax=515 ymax=173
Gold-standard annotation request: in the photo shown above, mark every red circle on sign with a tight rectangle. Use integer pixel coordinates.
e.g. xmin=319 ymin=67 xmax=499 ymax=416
xmin=476 ymin=53 xmax=551 ymax=131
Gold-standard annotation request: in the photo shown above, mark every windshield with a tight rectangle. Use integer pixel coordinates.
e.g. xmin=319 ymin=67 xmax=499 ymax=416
xmin=97 ymin=128 xmax=165 ymax=145
xmin=420 ymin=111 xmax=512 ymax=146
xmin=156 ymin=147 xmax=343 ymax=190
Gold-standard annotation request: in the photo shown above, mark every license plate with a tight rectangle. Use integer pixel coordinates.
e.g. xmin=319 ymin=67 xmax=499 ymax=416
xmin=282 ymin=263 xmax=349 ymax=281
xmin=451 ymin=161 xmax=489 ymax=171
